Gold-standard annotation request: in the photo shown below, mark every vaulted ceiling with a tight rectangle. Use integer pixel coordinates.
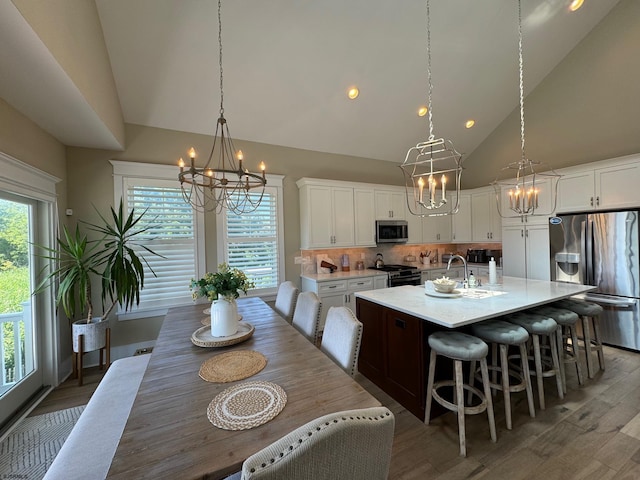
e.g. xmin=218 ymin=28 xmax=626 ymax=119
xmin=0 ymin=0 xmax=627 ymax=172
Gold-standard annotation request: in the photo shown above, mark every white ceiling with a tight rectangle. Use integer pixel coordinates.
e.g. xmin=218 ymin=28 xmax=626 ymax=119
xmin=1 ymin=0 xmax=624 ymax=162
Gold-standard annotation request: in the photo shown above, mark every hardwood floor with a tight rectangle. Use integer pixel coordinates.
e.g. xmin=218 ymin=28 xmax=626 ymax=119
xmin=30 ymin=346 xmax=640 ymax=479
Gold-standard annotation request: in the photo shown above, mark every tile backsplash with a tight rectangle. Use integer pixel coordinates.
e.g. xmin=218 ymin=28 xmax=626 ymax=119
xmin=300 ymin=242 xmax=500 ymax=274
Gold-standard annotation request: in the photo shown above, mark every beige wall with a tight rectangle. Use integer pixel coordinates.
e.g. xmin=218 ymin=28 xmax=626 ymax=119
xmin=463 ymin=0 xmax=640 ymax=189
xmin=12 ymin=0 xmax=125 ymax=148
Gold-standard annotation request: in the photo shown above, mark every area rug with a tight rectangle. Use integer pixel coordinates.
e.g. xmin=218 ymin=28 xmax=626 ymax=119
xmin=0 ymin=405 xmax=85 ymax=479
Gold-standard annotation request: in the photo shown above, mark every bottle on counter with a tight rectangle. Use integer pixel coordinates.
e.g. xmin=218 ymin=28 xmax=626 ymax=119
xmin=468 ymin=270 xmax=477 ymax=288
xmin=489 ymin=257 xmax=497 ymax=285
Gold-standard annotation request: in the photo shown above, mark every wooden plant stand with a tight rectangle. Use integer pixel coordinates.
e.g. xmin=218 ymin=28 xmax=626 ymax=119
xmin=72 ymin=327 xmax=111 ymax=386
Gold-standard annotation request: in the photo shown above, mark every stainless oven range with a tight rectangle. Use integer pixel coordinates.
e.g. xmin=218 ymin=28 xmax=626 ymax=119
xmin=369 ymin=264 xmax=421 ymax=287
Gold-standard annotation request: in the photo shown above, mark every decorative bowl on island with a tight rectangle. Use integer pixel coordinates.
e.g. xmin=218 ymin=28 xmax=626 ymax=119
xmin=432 ymin=276 xmax=458 ymax=294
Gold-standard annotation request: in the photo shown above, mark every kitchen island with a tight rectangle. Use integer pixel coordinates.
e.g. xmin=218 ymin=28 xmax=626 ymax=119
xmin=354 ymin=277 xmax=596 ymax=419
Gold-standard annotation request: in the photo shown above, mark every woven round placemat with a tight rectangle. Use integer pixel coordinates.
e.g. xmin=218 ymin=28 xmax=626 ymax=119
xmin=199 ymin=350 xmax=267 ymax=383
xmin=207 ymin=381 xmax=287 ymax=431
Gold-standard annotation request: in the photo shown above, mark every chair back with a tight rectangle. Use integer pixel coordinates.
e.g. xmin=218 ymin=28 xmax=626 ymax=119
xmin=274 ymin=281 xmax=299 ymax=323
xmin=291 ymin=291 xmax=322 ymax=345
xmin=320 ymin=306 xmax=363 ymax=377
xmin=238 ymin=407 xmax=394 ymax=480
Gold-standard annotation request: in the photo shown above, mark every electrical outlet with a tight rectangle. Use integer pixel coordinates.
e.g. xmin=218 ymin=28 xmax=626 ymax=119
xmin=134 ymin=347 xmax=153 ymax=356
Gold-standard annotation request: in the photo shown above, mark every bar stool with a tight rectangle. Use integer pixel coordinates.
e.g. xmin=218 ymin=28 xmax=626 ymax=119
xmin=530 ymin=305 xmax=583 ymax=393
xmin=505 ymin=312 xmax=564 ymax=410
xmin=554 ymin=298 xmax=605 ymax=379
xmin=425 ymin=331 xmax=497 ymax=456
xmin=470 ymin=320 xmax=536 ymax=430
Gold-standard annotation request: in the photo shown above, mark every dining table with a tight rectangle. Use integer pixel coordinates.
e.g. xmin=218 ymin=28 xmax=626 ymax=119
xmin=106 ymin=297 xmax=381 ymax=479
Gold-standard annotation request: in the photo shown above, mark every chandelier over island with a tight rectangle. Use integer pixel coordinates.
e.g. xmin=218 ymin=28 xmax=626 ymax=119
xmin=177 ymin=0 xmax=266 ymax=213
xmin=491 ymin=0 xmax=559 ymax=218
xmin=400 ymin=0 xmax=463 ymax=217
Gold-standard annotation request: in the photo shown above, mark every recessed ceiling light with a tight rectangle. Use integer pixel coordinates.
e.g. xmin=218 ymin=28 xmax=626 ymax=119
xmin=465 ymin=119 xmax=475 ymax=129
xmin=569 ymin=0 xmax=584 ymax=12
xmin=347 ymin=87 xmax=359 ymax=99
xmin=418 ymin=106 xmax=428 ymax=117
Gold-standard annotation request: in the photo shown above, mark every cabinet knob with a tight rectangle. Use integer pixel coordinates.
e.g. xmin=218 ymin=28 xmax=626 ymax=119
xmin=590 ymin=197 xmax=594 ymax=206
xmin=394 ymin=318 xmax=406 ymax=329
xmin=596 ymin=196 xmax=600 ymax=206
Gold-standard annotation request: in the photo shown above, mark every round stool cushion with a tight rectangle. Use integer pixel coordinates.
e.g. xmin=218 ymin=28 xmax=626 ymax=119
xmin=471 ymin=319 xmax=529 ymax=345
xmin=506 ymin=311 xmax=557 ymax=335
xmin=530 ymin=306 xmax=579 ymax=326
xmin=428 ymin=331 xmax=488 ymax=361
xmin=554 ymin=299 xmax=603 ymax=317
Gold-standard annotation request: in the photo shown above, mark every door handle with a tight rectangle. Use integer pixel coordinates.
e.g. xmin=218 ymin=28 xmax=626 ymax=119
xmin=584 ymin=294 xmax=635 ymax=307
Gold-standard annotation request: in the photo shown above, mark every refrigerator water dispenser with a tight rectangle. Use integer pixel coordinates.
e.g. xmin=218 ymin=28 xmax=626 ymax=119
xmin=555 ymin=252 xmax=580 ymax=281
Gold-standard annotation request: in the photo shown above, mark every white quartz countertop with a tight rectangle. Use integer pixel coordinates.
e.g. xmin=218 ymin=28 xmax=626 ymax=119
xmin=355 ymin=277 xmax=596 ymax=328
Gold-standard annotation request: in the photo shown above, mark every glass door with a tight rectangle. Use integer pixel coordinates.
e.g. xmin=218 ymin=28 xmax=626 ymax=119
xmin=0 ymin=193 xmax=43 ymax=428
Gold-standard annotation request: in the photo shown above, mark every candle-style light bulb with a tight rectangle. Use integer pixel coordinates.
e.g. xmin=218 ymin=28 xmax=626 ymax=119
xmin=178 ymin=157 xmax=185 ymax=173
xmin=417 ymin=177 xmax=425 ymax=204
xmin=237 ymin=150 xmax=244 ymax=171
xmin=188 ymin=147 xmax=196 ymax=168
xmin=429 ymin=174 xmax=436 ymax=204
xmin=508 ymin=189 xmax=514 ymax=210
xmin=259 ymin=161 xmax=266 ymax=180
xmin=441 ymin=174 xmax=446 ymax=201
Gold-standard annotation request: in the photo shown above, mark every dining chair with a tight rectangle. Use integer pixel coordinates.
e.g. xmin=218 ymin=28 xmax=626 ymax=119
xmin=320 ymin=306 xmax=363 ymax=377
xmin=274 ymin=281 xmax=299 ymax=323
xmin=291 ymin=291 xmax=322 ymax=345
xmin=225 ymin=406 xmax=394 ymax=480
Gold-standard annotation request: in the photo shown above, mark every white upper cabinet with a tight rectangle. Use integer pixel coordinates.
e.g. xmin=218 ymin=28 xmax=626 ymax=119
xmin=557 ymin=155 xmax=640 ymax=213
xmin=405 ymin=198 xmax=424 ymax=244
xmin=422 ymin=212 xmax=452 ymax=243
xmin=298 ymin=181 xmax=355 ymax=249
xmin=451 ymin=193 xmax=472 ymax=242
xmin=470 ymin=187 xmax=502 ymax=242
xmin=374 ymin=189 xmax=406 ymax=220
xmin=353 ymin=188 xmax=376 ymax=247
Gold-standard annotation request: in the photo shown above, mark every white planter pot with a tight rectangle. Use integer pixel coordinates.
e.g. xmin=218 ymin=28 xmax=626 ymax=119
xmin=72 ymin=317 xmax=108 ymax=353
xmin=210 ymin=298 xmax=238 ymax=337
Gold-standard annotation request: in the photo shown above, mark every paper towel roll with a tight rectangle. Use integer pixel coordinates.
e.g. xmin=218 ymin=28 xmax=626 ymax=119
xmin=489 ymin=257 xmax=497 ymax=285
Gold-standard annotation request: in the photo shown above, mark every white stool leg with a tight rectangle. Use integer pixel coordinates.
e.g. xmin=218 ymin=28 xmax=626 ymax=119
xmin=454 ymin=360 xmax=466 ymax=457
xmin=519 ymin=342 xmax=536 ymax=418
xmin=499 ymin=344 xmax=512 ymax=430
xmin=569 ymin=324 xmax=584 ymax=385
xmin=425 ymin=349 xmax=437 ymax=424
xmin=550 ymin=330 xmax=564 ymax=400
xmin=532 ymin=334 xmax=545 ymax=410
xmin=480 ymin=358 xmax=497 ymax=443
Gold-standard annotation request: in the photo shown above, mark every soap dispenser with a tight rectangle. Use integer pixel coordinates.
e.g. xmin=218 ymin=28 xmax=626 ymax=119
xmin=468 ymin=270 xmax=477 ymax=288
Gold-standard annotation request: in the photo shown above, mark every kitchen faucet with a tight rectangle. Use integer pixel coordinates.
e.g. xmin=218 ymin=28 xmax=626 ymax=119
xmin=447 ymin=254 xmax=468 ymax=283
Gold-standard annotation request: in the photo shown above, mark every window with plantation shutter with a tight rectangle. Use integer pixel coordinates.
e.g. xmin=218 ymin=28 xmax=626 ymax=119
xmin=111 ymin=161 xmax=205 ymax=319
xmin=218 ymin=176 xmax=285 ymax=298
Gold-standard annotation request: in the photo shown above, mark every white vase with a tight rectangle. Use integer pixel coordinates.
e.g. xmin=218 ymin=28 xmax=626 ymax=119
xmin=210 ymin=298 xmax=238 ymax=337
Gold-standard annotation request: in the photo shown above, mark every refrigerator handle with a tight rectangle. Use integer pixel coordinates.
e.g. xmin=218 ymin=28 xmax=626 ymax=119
xmin=585 ymin=218 xmax=594 ymax=286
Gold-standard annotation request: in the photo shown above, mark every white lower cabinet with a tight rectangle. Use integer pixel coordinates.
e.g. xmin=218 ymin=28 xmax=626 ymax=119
xmin=502 ymin=223 xmax=550 ymax=280
xmin=301 ymin=275 xmax=386 ymax=331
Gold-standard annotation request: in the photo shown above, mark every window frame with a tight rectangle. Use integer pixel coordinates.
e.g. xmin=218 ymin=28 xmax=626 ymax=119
xmin=111 ymin=160 xmax=206 ymax=320
xmin=216 ymin=174 xmax=285 ymax=300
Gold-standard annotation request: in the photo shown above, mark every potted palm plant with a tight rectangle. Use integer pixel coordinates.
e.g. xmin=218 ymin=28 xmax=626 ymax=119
xmin=35 ymin=199 xmax=159 ymax=353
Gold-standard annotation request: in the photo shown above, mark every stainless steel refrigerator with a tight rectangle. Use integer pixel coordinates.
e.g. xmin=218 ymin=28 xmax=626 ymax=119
xmin=549 ymin=210 xmax=640 ymax=351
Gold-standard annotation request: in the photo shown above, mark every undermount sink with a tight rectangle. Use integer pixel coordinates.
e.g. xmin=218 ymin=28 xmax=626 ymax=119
xmin=460 ymin=289 xmax=507 ymax=299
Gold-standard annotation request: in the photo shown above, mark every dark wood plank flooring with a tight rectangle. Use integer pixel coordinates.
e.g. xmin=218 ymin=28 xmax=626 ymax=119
xmin=30 ymin=346 xmax=640 ymax=479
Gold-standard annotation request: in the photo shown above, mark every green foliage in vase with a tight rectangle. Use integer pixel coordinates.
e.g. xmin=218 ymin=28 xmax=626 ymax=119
xmin=190 ymin=263 xmax=255 ymax=302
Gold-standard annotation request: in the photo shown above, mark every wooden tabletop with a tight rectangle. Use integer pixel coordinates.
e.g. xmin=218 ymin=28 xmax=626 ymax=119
xmin=107 ymin=297 xmax=380 ymax=479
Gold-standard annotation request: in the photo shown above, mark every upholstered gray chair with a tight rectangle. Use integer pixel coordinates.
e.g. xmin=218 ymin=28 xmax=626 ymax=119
xmin=225 ymin=407 xmax=395 ymax=480
xmin=320 ymin=306 xmax=363 ymax=377
xmin=291 ymin=291 xmax=322 ymax=345
xmin=274 ymin=281 xmax=299 ymax=323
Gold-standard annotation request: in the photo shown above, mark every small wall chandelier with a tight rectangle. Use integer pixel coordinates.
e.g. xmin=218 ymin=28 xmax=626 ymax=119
xmin=400 ymin=0 xmax=463 ymax=217
xmin=491 ymin=0 xmax=559 ymax=218
xmin=178 ymin=0 xmax=266 ymax=213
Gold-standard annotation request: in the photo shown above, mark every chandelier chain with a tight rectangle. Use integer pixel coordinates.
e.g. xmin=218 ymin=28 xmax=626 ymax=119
xmin=426 ymin=0 xmax=434 ymax=141
xmin=218 ymin=0 xmax=224 ymax=116
xmin=518 ymin=0 xmax=526 ymax=163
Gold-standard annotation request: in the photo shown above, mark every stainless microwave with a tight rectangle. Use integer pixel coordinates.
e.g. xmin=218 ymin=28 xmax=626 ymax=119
xmin=375 ymin=220 xmax=408 ymax=244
